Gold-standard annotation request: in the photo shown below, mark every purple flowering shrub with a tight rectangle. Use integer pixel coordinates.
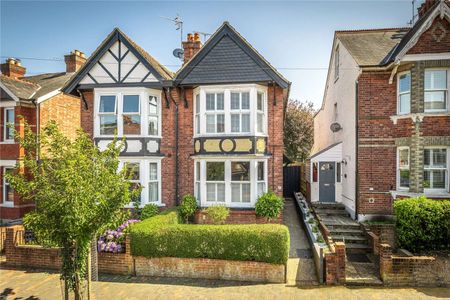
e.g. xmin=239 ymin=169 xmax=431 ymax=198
xmin=97 ymin=219 xmax=140 ymax=253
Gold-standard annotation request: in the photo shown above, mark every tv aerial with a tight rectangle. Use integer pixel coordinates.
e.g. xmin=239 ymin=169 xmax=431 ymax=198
xmin=160 ymin=14 xmax=183 ymax=47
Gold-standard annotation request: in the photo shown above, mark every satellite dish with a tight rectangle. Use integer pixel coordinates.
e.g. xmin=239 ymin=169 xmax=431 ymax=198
xmin=330 ymin=122 xmax=342 ymax=133
xmin=173 ymin=48 xmax=184 ymax=59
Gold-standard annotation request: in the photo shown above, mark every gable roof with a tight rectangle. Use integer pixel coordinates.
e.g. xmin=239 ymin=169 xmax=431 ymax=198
xmin=336 ymin=28 xmax=408 ymax=66
xmin=1 ymin=75 xmax=39 ymax=100
xmin=63 ymin=28 xmax=173 ymax=94
xmin=175 ymin=22 xmax=290 ymax=89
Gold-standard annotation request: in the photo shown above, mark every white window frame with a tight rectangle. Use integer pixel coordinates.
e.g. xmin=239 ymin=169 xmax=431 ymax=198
xmin=193 ymin=84 xmax=268 ymax=137
xmin=397 ymin=71 xmax=411 ymax=115
xmin=230 ymin=161 xmax=252 ymax=204
xmin=397 ymin=147 xmax=410 ymax=191
xmin=3 ymin=107 xmax=14 ymax=142
xmin=147 ymin=95 xmax=159 ymax=136
xmin=423 ymin=147 xmax=449 ymax=193
xmin=94 ymin=87 xmax=161 ymax=138
xmin=424 ymin=69 xmax=448 ymax=113
xmin=119 ymin=158 xmax=162 ymax=207
xmin=196 ymin=158 xmax=268 ymax=208
xmin=2 ymin=167 xmax=14 ymax=207
xmin=256 ymin=161 xmax=267 ymax=198
xmin=205 ymin=92 xmax=225 ymax=134
xmin=256 ymin=92 xmax=266 ymax=134
xmin=122 ymin=94 xmax=141 ymax=136
xmin=230 ymin=91 xmax=251 ymax=133
xmin=195 ymin=94 xmax=200 ymax=135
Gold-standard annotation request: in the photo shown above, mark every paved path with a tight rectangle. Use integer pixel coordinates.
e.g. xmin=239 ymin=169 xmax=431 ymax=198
xmin=0 ymin=267 xmax=448 ymax=300
xmin=282 ymin=199 xmax=318 ymax=285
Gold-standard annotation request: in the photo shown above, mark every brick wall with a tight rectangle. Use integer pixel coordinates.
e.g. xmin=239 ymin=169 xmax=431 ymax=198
xmin=39 ymin=93 xmax=81 ymax=140
xmin=134 ymin=256 xmax=285 ymax=283
xmin=194 ymin=209 xmax=283 ymax=224
xmin=80 ymin=91 xmax=94 ymax=137
xmin=324 ymin=242 xmax=346 ymax=285
xmin=4 ymin=225 xmax=285 ymax=283
xmin=407 ymin=17 xmax=450 ymax=55
xmin=379 ymin=243 xmax=450 ymax=287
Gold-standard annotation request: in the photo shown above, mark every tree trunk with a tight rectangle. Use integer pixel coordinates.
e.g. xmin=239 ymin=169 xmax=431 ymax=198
xmin=64 ymin=280 xmax=69 ymax=300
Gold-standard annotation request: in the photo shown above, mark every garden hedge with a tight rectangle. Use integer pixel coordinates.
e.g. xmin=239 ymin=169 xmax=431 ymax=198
xmin=394 ymin=197 xmax=450 ymax=252
xmin=130 ymin=210 xmax=290 ymax=264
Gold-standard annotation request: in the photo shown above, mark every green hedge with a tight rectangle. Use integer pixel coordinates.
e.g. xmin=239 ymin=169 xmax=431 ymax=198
xmin=130 ymin=211 xmax=290 ymax=264
xmin=394 ymin=197 xmax=450 ymax=252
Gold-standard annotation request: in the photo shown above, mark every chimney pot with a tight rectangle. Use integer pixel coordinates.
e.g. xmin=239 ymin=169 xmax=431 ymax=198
xmin=194 ymin=32 xmax=200 ymax=42
xmin=64 ymin=49 xmax=86 ymax=73
xmin=1 ymin=58 xmax=26 ymax=79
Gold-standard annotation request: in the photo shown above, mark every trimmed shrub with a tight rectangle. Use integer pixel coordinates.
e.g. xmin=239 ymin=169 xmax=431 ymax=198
xmin=141 ymin=203 xmax=160 ymax=220
xmin=394 ymin=196 xmax=450 ymax=252
xmin=255 ymin=191 xmax=284 ymax=220
xmin=130 ymin=211 xmax=290 ymax=264
xmin=179 ymin=194 xmax=198 ymax=223
xmin=204 ymin=205 xmax=230 ymax=224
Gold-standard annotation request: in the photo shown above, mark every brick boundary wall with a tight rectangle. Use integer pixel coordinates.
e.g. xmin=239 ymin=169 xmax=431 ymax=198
xmin=324 ymin=242 xmax=346 ymax=285
xmin=194 ymin=209 xmax=283 ymax=224
xmin=379 ymin=243 xmax=450 ymax=287
xmin=364 ymin=224 xmax=396 ymax=254
xmin=4 ymin=225 xmax=285 ymax=283
xmin=134 ymin=256 xmax=285 ymax=283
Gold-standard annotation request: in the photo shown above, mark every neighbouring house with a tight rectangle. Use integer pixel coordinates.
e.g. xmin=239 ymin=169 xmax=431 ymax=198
xmin=62 ymin=22 xmax=290 ymax=222
xmin=0 ymin=51 xmax=84 ymax=221
xmin=307 ymin=0 xmax=450 ymax=221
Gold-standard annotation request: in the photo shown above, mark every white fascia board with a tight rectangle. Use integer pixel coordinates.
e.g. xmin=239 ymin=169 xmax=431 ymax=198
xmin=36 ymin=90 xmax=61 ymax=104
xmin=402 ymin=53 xmax=450 ymax=62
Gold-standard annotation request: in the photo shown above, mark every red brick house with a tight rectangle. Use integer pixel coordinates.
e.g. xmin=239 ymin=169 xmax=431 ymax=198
xmin=0 ymin=52 xmax=84 ymax=221
xmin=308 ymin=0 xmax=450 ymax=221
xmin=62 ymin=23 xmax=290 ymax=223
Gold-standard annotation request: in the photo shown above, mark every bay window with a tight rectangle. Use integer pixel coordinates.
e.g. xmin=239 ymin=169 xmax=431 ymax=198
xmin=197 ymin=159 xmax=267 ymax=207
xmin=425 ymin=69 xmax=448 ymax=112
xmin=2 ymin=167 xmax=14 ymax=206
xmin=120 ymin=159 xmax=161 ymax=206
xmin=194 ymin=85 xmax=267 ymax=136
xmin=397 ymin=147 xmax=410 ymax=189
xmin=397 ymin=72 xmax=411 ymax=114
xmin=423 ymin=148 xmax=448 ymax=192
xmin=95 ymin=89 xmax=160 ymax=137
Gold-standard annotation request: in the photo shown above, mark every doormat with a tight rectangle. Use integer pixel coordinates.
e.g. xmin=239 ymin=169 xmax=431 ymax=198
xmin=347 ymin=253 xmax=371 ymax=263
xmin=296 ymin=249 xmax=313 ymax=258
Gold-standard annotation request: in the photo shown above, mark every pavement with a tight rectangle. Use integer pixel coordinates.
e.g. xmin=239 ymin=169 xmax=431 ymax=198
xmin=1 ymin=266 xmax=449 ymax=300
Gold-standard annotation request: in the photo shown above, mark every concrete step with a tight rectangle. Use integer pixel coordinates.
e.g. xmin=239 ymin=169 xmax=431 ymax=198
xmin=345 ymin=243 xmax=372 ymax=254
xmin=331 ymin=235 xmax=367 ymax=242
xmin=323 ymin=222 xmax=361 ymax=229
xmin=329 ymin=228 xmax=365 ymax=235
xmin=315 ymin=209 xmax=349 ymax=216
xmin=312 ymin=203 xmax=346 ymax=210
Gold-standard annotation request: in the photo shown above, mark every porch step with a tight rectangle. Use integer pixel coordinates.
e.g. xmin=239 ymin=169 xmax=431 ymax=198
xmin=322 ymin=221 xmax=361 ymax=229
xmin=312 ymin=203 xmax=346 ymax=210
xmin=314 ymin=209 xmax=349 ymax=216
xmin=345 ymin=243 xmax=371 ymax=253
xmin=332 ymin=235 xmax=367 ymax=243
xmin=329 ymin=228 xmax=365 ymax=235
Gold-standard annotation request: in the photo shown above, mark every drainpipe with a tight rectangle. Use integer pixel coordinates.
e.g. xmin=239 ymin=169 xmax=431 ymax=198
xmin=165 ymin=87 xmax=180 ymax=205
xmin=355 ymin=80 xmax=359 ymax=221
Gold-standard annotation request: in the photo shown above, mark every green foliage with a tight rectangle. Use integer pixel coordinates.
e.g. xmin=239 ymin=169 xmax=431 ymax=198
xmin=204 ymin=205 xmax=230 ymax=225
xmin=6 ymin=121 xmax=137 ymax=296
xmin=130 ymin=211 xmax=290 ymax=264
xmin=179 ymin=194 xmax=198 ymax=223
xmin=394 ymin=196 xmax=450 ymax=252
xmin=284 ymin=99 xmax=315 ymax=162
xmin=316 ymin=235 xmax=325 ymax=243
xmin=255 ymin=191 xmax=284 ymax=221
xmin=140 ymin=203 xmax=160 ymax=220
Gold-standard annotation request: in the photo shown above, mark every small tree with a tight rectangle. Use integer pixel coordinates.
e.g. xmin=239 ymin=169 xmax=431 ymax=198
xmin=255 ymin=191 xmax=284 ymax=221
xmin=6 ymin=121 xmax=138 ymax=300
xmin=179 ymin=194 xmax=197 ymax=223
xmin=284 ymin=99 xmax=315 ymax=162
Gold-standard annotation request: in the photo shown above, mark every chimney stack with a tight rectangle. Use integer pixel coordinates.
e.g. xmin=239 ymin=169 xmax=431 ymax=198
xmin=418 ymin=0 xmax=438 ymax=18
xmin=182 ymin=32 xmax=202 ymax=64
xmin=1 ymin=58 xmax=26 ymax=79
xmin=64 ymin=50 xmax=86 ymax=73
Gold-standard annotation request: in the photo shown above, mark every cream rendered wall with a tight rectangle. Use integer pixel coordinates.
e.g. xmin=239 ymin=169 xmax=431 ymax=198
xmin=312 ymin=38 xmax=361 ymax=218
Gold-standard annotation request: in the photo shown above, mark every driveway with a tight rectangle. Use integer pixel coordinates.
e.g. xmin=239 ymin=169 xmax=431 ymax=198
xmin=0 ymin=266 xmax=448 ymax=300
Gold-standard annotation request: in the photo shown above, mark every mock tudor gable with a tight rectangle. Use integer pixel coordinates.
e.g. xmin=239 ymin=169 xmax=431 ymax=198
xmin=63 ymin=28 xmax=173 ymax=94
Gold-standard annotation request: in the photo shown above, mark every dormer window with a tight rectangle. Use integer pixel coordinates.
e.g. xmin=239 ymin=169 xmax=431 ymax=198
xmin=398 ymin=72 xmax=411 ymax=115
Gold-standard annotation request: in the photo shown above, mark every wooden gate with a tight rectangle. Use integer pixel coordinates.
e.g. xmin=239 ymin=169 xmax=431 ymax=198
xmin=283 ymin=166 xmax=301 ymax=198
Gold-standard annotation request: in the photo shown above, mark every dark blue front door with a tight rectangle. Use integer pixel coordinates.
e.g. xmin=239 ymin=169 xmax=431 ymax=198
xmin=319 ymin=162 xmax=335 ymax=202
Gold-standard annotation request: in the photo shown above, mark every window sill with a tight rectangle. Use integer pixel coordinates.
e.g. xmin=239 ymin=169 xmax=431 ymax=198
xmin=390 ymin=190 xmax=450 ymax=199
xmin=0 ymin=203 xmax=14 ymax=208
xmin=0 ymin=141 xmax=16 ymax=145
xmin=390 ymin=112 xmax=450 ymax=124
xmin=124 ymin=203 xmax=166 ymax=209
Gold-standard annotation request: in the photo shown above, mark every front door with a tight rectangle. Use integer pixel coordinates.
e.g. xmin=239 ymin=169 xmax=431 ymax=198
xmin=319 ymin=162 xmax=335 ymax=202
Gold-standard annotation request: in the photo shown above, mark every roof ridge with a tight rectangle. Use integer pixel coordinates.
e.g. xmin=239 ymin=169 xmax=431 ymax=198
xmin=336 ymin=27 xmax=410 ymax=34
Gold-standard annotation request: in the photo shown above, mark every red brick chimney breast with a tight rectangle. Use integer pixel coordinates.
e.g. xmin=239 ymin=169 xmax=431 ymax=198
xmin=182 ymin=33 xmax=202 ymax=65
xmin=1 ymin=58 xmax=26 ymax=79
xmin=64 ymin=50 xmax=86 ymax=73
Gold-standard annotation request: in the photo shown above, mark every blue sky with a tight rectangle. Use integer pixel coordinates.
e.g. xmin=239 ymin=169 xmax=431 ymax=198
xmin=1 ymin=1 xmax=418 ymax=108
